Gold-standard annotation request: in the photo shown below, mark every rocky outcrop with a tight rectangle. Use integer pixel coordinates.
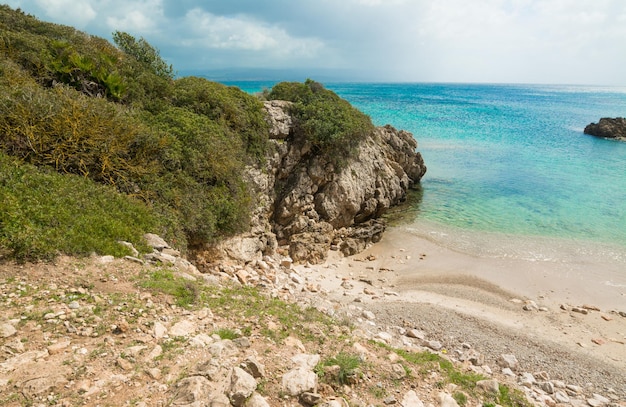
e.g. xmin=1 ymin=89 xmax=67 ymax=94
xmin=584 ymin=117 xmax=626 ymax=141
xmin=210 ymin=101 xmax=426 ymax=265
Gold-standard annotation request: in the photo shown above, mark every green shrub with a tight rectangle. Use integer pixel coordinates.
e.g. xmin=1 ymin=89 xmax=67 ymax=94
xmin=268 ymin=79 xmax=374 ymax=165
xmin=0 ymin=153 xmax=161 ymax=262
xmin=172 ymin=77 xmax=269 ymax=160
xmin=0 ymin=80 xmax=149 ymax=187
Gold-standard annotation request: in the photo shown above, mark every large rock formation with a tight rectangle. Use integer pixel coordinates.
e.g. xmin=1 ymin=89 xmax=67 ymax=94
xmin=584 ymin=117 xmax=626 ymax=141
xmin=207 ymin=100 xmax=426 ymax=265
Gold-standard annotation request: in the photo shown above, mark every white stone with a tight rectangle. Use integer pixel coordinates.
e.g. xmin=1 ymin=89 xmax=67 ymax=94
xmin=0 ymin=323 xmax=17 ymax=338
xmin=229 ymin=367 xmax=257 ymax=407
xmin=169 ymin=320 xmax=196 ymax=337
xmin=401 ymin=390 xmax=425 ymax=407
xmin=497 ymin=354 xmax=519 ymax=371
xmin=291 ymin=354 xmax=320 ymax=369
xmin=282 ymin=367 xmax=317 ymax=396
xmin=437 ymin=392 xmax=460 ymax=407
xmin=246 ymin=392 xmax=270 ymax=407
xmin=153 ymin=322 xmax=167 ymax=339
xmin=477 ymin=379 xmax=500 ymax=394
xmin=406 ymin=329 xmax=425 ymax=340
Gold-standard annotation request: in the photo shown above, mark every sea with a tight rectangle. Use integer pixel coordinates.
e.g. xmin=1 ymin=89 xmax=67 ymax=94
xmin=226 ymin=81 xmax=626 ymax=268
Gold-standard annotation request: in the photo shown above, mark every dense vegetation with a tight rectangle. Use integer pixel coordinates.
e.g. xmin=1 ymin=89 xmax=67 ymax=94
xmin=0 ymin=5 xmax=269 ymax=260
xmin=0 ymin=6 xmax=374 ymax=262
xmin=267 ymin=79 xmax=374 ymax=164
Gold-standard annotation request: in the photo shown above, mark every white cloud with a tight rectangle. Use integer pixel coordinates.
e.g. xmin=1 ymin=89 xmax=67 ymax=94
xmin=104 ymin=0 xmax=164 ymax=34
xmin=34 ymin=0 xmax=96 ymax=28
xmin=181 ymin=8 xmax=324 ymax=57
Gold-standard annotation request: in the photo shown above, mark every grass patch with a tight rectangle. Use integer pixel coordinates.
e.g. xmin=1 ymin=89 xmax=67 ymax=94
xmin=214 ymin=328 xmax=240 ymax=340
xmin=138 ymin=268 xmax=199 ymax=308
xmin=0 ymin=153 xmax=160 ymax=262
xmin=318 ymin=352 xmax=362 ymax=385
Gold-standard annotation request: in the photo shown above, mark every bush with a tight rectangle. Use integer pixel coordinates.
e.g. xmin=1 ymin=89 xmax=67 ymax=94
xmin=0 ymin=79 xmax=148 ymax=187
xmin=172 ymin=77 xmax=269 ymax=160
xmin=0 ymin=153 xmax=162 ymax=262
xmin=268 ymin=79 xmax=374 ymax=165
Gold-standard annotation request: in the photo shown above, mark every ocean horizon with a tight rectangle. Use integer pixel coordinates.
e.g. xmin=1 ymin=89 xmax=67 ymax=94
xmin=226 ymin=80 xmax=626 ymax=267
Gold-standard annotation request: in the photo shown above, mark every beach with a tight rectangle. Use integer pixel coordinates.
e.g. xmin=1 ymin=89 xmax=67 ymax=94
xmin=295 ymin=225 xmax=626 ymax=397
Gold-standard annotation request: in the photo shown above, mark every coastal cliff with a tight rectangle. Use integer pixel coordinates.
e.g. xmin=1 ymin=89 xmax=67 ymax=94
xmin=584 ymin=117 xmax=626 ymax=141
xmin=210 ymin=100 xmax=426 ymax=265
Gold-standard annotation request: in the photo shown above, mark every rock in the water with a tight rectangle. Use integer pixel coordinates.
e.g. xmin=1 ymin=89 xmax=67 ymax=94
xmin=584 ymin=117 xmax=626 ymax=141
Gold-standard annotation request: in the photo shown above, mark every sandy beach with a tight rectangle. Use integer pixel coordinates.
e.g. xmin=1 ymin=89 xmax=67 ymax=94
xmin=295 ymin=225 xmax=626 ymax=398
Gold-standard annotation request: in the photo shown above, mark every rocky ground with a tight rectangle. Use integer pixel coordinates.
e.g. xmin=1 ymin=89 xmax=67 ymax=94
xmin=1 ymin=236 xmax=625 ymax=407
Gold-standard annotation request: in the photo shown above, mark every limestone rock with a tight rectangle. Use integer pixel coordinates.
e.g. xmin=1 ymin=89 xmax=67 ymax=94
xmin=584 ymin=117 xmax=626 ymax=141
xmin=282 ymin=367 xmax=317 ymax=396
xmin=171 ymin=376 xmax=212 ymax=406
xmin=246 ymin=392 xmax=271 ymax=407
xmin=401 ymin=390 xmax=425 ymax=407
xmin=497 ymin=354 xmax=519 ymax=371
xmin=0 ymin=323 xmax=16 ymax=338
xmin=143 ymin=233 xmax=170 ymax=250
xmin=477 ymin=379 xmax=500 ymax=394
xmin=170 ymin=320 xmax=197 ymax=337
xmin=437 ymin=392 xmax=460 ymax=407
xmin=229 ymin=367 xmax=257 ymax=407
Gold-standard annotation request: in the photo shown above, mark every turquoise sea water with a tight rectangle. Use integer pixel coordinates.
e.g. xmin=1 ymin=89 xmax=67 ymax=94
xmin=227 ymin=81 xmax=626 ymax=263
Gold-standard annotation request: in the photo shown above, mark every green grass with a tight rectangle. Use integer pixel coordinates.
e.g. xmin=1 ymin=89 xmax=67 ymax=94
xmin=0 ymin=153 xmax=161 ymax=262
xmin=319 ymin=352 xmax=362 ymax=385
xmin=370 ymin=343 xmax=532 ymax=407
xmin=138 ymin=268 xmax=199 ymax=308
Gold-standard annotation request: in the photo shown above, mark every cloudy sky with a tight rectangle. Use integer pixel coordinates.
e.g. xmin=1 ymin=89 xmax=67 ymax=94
xmin=4 ymin=0 xmax=626 ymax=85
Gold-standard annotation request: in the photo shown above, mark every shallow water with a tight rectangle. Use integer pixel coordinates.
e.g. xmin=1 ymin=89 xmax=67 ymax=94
xmin=227 ymin=81 xmax=626 ymax=265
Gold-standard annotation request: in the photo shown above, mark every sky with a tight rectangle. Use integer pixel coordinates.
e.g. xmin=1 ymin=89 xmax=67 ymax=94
xmin=4 ymin=0 xmax=626 ymax=85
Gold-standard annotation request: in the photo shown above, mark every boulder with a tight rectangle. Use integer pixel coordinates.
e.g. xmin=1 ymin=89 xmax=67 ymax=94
xmin=200 ymin=102 xmax=426 ymax=266
xmin=584 ymin=117 xmax=626 ymax=141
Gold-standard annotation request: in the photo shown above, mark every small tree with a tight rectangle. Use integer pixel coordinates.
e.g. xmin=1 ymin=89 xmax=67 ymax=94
xmin=112 ymin=31 xmax=174 ymax=79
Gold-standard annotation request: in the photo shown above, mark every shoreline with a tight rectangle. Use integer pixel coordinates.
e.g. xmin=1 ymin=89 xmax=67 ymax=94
xmin=295 ymin=224 xmax=626 ymax=397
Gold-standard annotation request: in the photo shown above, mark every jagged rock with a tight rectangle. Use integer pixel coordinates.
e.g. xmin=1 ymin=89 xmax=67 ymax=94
xmin=246 ymin=392 xmax=271 ymax=407
xmin=477 ymin=379 xmax=500 ymax=394
xmin=539 ymin=381 xmax=555 ymax=394
xmin=47 ymin=340 xmax=71 ymax=355
xmin=282 ymin=367 xmax=318 ymax=396
xmin=208 ymin=339 xmax=240 ymax=358
xmin=0 ymin=323 xmax=16 ymax=338
xmin=291 ymin=354 xmax=321 ymax=369
xmin=406 ymin=329 xmax=426 ymax=340
xmin=426 ymin=340 xmax=443 ymax=351
xmin=143 ymin=233 xmax=170 ymax=250
xmin=401 ymin=390 xmax=425 ymax=407
xmin=498 ymin=354 xmax=519 ymax=371
xmin=300 ymin=392 xmax=323 ymax=406
xmin=229 ymin=367 xmax=257 ymax=407
xmin=264 ymin=100 xmax=294 ymax=139
xmin=519 ymin=372 xmax=536 ymax=388
xmin=170 ymin=376 xmax=212 ymax=406
xmin=391 ymin=363 xmax=407 ymax=379
xmin=202 ymin=105 xmax=426 ymax=266
xmin=190 ymin=359 xmax=223 ymax=381
xmin=584 ymin=117 xmax=626 ymax=141
xmin=437 ymin=392 xmax=460 ymax=407
xmin=242 ymin=356 xmax=266 ymax=378
xmin=170 ymin=320 xmax=197 ymax=337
